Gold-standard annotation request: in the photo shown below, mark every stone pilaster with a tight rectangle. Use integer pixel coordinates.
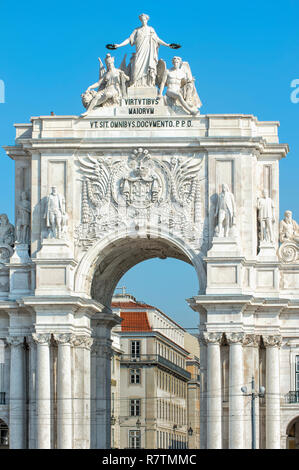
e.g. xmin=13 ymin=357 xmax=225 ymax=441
xmin=226 ymin=332 xmax=245 ymax=449
xmin=32 ymin=333 xmax=52 ymax=449
xmin=6 ymin=336 xmax=25 ymax=449
xmin=263 ymin=335 xmax=282 ymax=449
xmin=203 ymin=332 xmax=222 ymax=449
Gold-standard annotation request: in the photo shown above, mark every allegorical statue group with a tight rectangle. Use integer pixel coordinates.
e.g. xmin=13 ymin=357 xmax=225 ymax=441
xmin=81 ymin=13 xmax=201 ymax=115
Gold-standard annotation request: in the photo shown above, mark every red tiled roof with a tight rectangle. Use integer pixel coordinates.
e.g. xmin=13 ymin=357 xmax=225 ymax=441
xmin=120 ymin=311 xmax=152 ymax=332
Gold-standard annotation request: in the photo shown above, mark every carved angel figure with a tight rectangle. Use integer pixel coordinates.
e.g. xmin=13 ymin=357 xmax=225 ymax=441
xmin=157 ymin=57 xmax=202 ymax=115
xmin=81 ymin=54 xmax=129 ymax=114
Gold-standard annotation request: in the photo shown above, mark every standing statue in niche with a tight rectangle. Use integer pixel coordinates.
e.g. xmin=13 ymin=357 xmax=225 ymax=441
xmin=214 ymin=184 xmax=236 ymax=238
xmin=81 ymin=54 xmax=129 ymax=113
xmin=110 ymin=13 xmax=178 ymax=87
xmin=44 ymin=186 xmax=66 ymax=239
xmin=279 ymin=210 xmax=299 ymax=244
xmin=257 ymin=189 xmax=275 ymax=244
xmin=0 ymin=214 xmax=15 ymax=246
xmin=16 ymin=191 xmax=31 ymax=244
xmin=158 ymin=56 xmax=201 ymax=115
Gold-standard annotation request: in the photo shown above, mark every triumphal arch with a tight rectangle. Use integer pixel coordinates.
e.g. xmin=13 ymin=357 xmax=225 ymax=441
xmin=1 ymin=14 xmax=299 ymax=449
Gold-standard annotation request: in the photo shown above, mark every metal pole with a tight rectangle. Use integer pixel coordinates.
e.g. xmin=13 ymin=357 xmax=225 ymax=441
xmin=251 ymin=375 xmax=256 ymax=449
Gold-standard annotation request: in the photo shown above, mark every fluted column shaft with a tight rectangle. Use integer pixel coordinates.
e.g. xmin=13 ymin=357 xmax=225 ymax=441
xmin=264 ymin=335 xmax=281 ymax=449
xmin=7 ymin=336 xmax=25 ymax=448
xmin=199 ymin=333 xmax=207 ymax=449
xmin=54 ymin=334 xmax=73 ymax=449
xmin=204 ymin=332 xmax=222 ymax=449
xmin=33 ymin=333 xmax=52 ymax=449
xmin=227 ymin=332 xmax=244 ymax=449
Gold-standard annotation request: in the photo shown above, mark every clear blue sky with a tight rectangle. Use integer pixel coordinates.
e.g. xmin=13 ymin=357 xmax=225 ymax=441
xmin=0 ymin=0 xmax=298 ymax=328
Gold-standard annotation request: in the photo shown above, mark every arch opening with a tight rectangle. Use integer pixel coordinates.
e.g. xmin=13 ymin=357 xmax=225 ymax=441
xmin=286 ymin=416 xmax=299 ymax=449
xmin=88 ymin=234 xmax=202 ymax=308
xmin=0 ymin=419 xmax=9 ymax=449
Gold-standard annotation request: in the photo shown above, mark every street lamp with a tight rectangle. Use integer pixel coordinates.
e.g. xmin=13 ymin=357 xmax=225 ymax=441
xmin=188 ymin=426 xmax=193 ymax=437
xmin=241 ymin=375 xmax=265 ymax=449
xmin=136 ymin=418 xmax=141 ymax=429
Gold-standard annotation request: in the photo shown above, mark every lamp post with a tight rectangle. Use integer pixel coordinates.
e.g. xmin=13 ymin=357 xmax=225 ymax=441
xmin=241 ymin=375 xmax=265 ymax=449
xmin=187 ymin=426 xmax=193 ymax=449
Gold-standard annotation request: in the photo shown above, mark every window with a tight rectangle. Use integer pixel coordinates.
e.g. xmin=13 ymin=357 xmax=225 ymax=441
xmin=130 ymin=399 xmax=141 ymax=416
xmin=130 ymin=368 xmax=141 ymax=384
xmin=129 ymin=430 xmax=141 ymax=449
xmin=0 ymin=420 xmax=8 ymax=448
xmin=131 ymin=341 xmax=140 ymax=358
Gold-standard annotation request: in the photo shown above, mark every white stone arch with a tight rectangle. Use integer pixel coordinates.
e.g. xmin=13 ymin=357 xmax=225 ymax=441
xmin=74 ymin=227 xmax=206 ymax=307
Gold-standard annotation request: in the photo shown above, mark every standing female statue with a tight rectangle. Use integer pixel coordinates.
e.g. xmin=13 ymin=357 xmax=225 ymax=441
xmin=111 ymin=13 xmax=176 ymax=87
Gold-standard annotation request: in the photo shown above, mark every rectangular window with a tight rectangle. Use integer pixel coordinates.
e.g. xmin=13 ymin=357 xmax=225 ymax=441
xmin=129 ymin=430 xmax=141 ymax=449
xmin=130 ymin=399 xmax=141 ymax=416
xmin=131 ymin=341 xmax=140 ymax=358
xmin=130 ymin=368 xmax=141 ymax=384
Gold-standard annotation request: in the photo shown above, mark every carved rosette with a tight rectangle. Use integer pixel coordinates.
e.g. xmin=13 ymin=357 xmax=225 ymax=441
xmin=203 ymin=332 xmax=222 ymax=344
xmin=32 ymin=333 xmax=52 ymax=345
xmin=243 ymin=334 xmax=260 ymax=347
xmin=262 ymin=335 xmax=282 ymax=348
xmin=6 ymin=336 xmax=25 ymax=347
xmin=226 ymin=332 xmax=245 ymax=345
xmin=278 ymin=242 xmax=299 ymax=264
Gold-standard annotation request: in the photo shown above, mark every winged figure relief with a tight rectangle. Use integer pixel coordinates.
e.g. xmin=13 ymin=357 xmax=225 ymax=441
xmin=78 ymin=155 xmax=111 ymax=209
xmin=164 ymin=156 xmax=203 ymax=206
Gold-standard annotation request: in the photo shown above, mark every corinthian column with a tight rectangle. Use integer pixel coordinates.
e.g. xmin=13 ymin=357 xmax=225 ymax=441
xmin=54 ymin=333 xmax=73 ymax=449
xmin=263 ymin=335 xmax=282 ymax=449
xmin=203 ymin=332 xmax=222 ymax=449
xmin=6 ymin=336 xmax=25 ymax=448
xmin=226 ymin=332 xmax=245 ymax=449
xmin=92 ymin=339 xmax=113 ymax=449
xmin=72 ymin=335 xmax=93 ymax=449
xmin=32 ymin=333 xmax=52 ymax=449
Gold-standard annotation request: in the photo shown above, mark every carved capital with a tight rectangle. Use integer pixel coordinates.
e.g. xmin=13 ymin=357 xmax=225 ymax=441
xmin=243 ymin=334 xmax=260 ymax=347
xmin=72 ymin=335 xmax=93 ymax=350
xmin=203 ymin=332 xmax=222 ymax=344
xmin=6 ymin=336 xmax=25 ymax=347
xmin=226 ymin=332 xmax=245 ymax=345
xmin=263 ymin=335 xmax=282 ymax=348
xmin=53 ymin=333 xmax=74 ymax=345
xmin=32 ymin=333 xmax=52 ymax=345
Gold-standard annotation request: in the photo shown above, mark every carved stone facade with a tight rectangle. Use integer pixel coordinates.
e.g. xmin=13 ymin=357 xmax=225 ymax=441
xmin=0 ymin=16 xmax=298 ymax=450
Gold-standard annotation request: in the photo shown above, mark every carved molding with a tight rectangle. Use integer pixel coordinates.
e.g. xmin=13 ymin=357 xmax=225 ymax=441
xmin=203 ymin=332 xmax=222 ymax=344
xmin=262 ymin=335 xmax=282 ymax=348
